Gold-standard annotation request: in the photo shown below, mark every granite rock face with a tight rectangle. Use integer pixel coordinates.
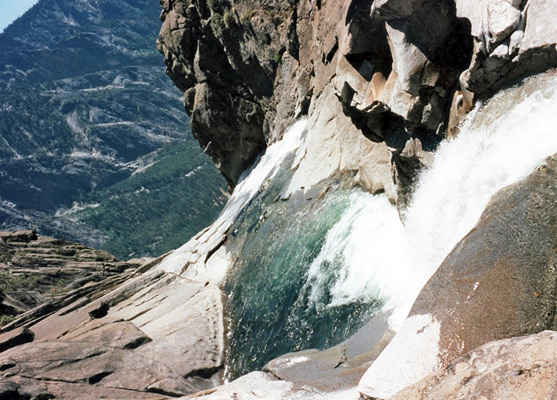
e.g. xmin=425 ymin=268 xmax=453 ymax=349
xmin=155 ymin=2 xmax=557 ymax=399
xmin=2 ymin=1 xmax=557 ymax=399
xmin=159 ymin=0 xmax=557 ymax=209
xmin=0 ymin=230 xmax=135 ymax=320
xmin=0 ymin=227 xmax=230 ymax=399
xmin=157 ymin=0 xmax=292 ymax=187
xmin=391 ymin=331 xmax=557 ymax=400
xmin=157 ymin=0 xmax=400 ymax=201
xmin=457 ymin=0 xmax=557 ymax=99
xmin=0 ymin=253 xmax=226 ymax=399
xmin=359 ymin=154 xmax=557 ymax=398
xmin=157 ymin=0 xmax=468 ymax=205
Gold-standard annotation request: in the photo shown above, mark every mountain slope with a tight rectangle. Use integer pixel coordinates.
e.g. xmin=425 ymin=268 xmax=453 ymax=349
xmin=0 ymin=0 xmax=226 ymax=258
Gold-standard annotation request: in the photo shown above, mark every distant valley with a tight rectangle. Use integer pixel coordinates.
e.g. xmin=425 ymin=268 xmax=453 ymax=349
xmin=0 ymin=0 xmax=226 ymax=258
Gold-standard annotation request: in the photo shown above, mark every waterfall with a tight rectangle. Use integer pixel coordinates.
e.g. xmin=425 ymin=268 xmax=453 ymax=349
xmin=223 ymin=72 xmax=557 ymax=377
xmin=217 ymin=119 xmax=308 ymax=227
xmin=305 ymin=72 xmax=557 ymax=331
xmin=157 ymin=120 xmax=307 ymax=275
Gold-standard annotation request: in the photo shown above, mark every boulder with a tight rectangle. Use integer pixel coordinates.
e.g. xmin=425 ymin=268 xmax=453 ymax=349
xmin=487 ymin=0 xmax=521 ymax=43
xmin=391 ymin=331 xmax=557 ymax=400
xmin=263 ymin=311 xmax=395 ymax=394
xmin=359 ymin=154 xmax=557 ymax=398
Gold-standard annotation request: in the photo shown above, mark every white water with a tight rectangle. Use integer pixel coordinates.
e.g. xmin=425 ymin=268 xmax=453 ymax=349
xmin=217 ymin=119 xmax=307 ymax=225
xmin=157 ymin=119 xmax=307 ymax=275
xmin=306 ymin=73 xmax=557 ymax=330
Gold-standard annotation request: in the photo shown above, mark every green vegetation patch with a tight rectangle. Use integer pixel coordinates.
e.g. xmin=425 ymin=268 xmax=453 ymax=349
xmin=0 ymin=272 xmax=38 ymax=292
xmin=74 ymin=140 xmax=227 ymax=259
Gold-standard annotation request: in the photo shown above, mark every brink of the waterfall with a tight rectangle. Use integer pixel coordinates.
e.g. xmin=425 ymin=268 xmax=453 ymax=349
xmin=0 ymin=0 xmax=556 ymax=399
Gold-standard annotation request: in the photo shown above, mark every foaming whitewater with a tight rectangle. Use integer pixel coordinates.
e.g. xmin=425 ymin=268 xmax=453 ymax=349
xmin=306 ymin=192 xmax=404 ymax=309
xmin=306 ymin=73 xmax=557 ymax=330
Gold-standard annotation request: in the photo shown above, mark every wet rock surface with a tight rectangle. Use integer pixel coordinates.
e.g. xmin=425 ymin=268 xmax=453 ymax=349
xmin=413 ymin=154 xmax=557 ymax=363
xmin=263 ymin=311 xmax=395 ymax=394
xmin=359 ymin=154 xmax=557 ymax=398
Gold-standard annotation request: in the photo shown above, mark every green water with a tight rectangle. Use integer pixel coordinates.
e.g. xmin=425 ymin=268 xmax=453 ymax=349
xmin=224 ymin=172 xmax=381 ymax=379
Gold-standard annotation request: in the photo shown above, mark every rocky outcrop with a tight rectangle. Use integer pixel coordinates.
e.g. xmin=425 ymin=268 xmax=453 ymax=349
xmin=337 ymin=0 xmax=473 ymax=205
xmin=359 ymin=154 xmax=557 ymax=398
xmin=158 ymin=0 xmax=557 ymax=209
xmin=391 ymin=331 xmax=557 ymax=400
xmin=0 ymin=231 xmax=228 ymax=398
xmin=0 ymin=249 xmax=225 ymax=399
xmin=157 ymin=0 xmax=292 ymax=187
xmin=458 ymin=0 xmax=557 ymax=99
xmin=158 ymin=0 xmax=398 ymax=201
xmin=2 ymin=1 xmax=556 ymax=399
xmin=154 ymin=1 xmax=557 ymax=399
xmin=0 ymin=230 xmax=137 ymax=322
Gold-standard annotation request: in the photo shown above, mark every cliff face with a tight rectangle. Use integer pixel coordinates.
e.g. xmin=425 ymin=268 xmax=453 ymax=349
xmin=158 ymin=0 xmax=290 ymax=187
xmin=0 ymin=1 xmax=555 ymax=399
xmin=158 ymin=0 xmax=399 ymax=195
xmin=158 ymin=0 xmax=557 ymax=205
xmin=154 ymin=0 xmax=557 ymax=398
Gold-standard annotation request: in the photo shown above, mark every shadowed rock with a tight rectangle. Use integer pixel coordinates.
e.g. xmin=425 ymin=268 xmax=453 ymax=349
xmin=0 ymin=327 xmax=34 ymax=353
